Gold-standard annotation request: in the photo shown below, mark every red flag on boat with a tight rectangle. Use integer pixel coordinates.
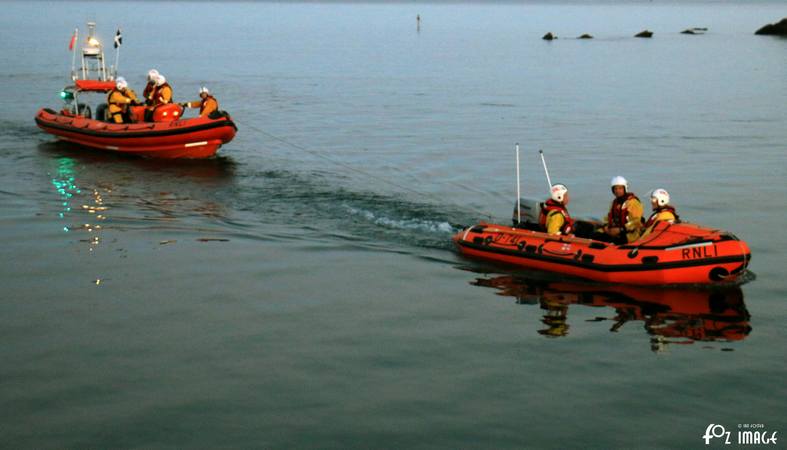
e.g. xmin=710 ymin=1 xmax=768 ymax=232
xmin=68 ymin=30 xmax=77 ymax=51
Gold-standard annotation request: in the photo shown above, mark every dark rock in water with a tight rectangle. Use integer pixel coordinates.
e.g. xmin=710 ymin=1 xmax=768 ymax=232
xmin=755 ymin=18 xmax=787 ymax=35
xmin=635 ymin=30 xmax=653 ymax=38
xmin=542 ymin=32 xmax=556 ymax=40
xmin=578 ymin=34 xmax=593 ymax=39
xmin=682 ymin=27 xmax=707 ymax=35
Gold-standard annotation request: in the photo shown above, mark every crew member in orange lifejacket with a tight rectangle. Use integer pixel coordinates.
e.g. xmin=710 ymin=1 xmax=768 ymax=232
xmin=145 ymin=74 xmax=173 ymax=121
xmin=600 ymin=175 xmax=644 ymax=244
xmin=640 ymin=188 xmax=680 ymax=239
xmin=180 ymin=86 xmax=219 ymax=117
xmin=107 ymin=77 xmax=139 ymax=124
xmin=154 ymin=75 xmax=173 ymax=106
xmin=539 ymin=184 xmax=574 ymax=236
xmin=142 ymin=69 xmax=159 ymax=106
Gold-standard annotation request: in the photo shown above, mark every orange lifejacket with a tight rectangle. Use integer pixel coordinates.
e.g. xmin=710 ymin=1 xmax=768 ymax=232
xmin=539 ymin=199 xmax=574 ymax=234
xmin=107 ymin=88 xmax=134 ymax=113
xmin=199 ymin=95 xmax=218 ymax=116
xmin=152 ymin=83 xmax=172 ymax=106
xmin=143 ymin=81 xmax=156 ymax=105
xmin=108 ymin=88 xmax=121 ymax=107
xmin=607 ymin=192 xmax=639 ymax=227
xmin=644 ymin=206 xmax=680 ymax=228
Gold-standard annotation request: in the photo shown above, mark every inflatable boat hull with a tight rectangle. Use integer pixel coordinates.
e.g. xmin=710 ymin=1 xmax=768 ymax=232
xmin=35 ymin=108 xmax=236 ymax=159
xmin=454 ymin=221 xmax=751 ymax=286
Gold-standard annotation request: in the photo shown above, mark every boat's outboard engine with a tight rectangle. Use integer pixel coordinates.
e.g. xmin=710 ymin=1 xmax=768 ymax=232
xmin=512 ymin=197 xmax=542 ymax=230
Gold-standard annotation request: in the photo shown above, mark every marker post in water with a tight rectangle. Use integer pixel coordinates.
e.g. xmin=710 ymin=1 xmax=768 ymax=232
xmin=515 ymin=143 xmax=521 ymax=224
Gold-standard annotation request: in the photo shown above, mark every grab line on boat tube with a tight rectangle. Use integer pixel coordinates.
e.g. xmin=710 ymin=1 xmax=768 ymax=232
xmin=241 ymin=121 xmax=494 ymax=222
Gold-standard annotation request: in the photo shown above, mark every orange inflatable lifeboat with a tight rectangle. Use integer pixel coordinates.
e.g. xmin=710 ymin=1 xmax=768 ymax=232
xmin=35 ymin=23 xmax=236 ymax=159
xmin=456 ymin=148 xmax=752 ymax=286
xmin=454 ymin=217 xmax=751 ymax=286
xmin=35 ymin=104 xmax=237 ymax=159
xmin=36 ymin=79 xmax=236 ymax=159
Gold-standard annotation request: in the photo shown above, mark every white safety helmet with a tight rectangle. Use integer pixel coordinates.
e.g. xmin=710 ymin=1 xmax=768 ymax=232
xmin=155 ymin=74 xmax=166 ymax=87
xmin=610 ymin=175 xmax=628 ymax=193
xmin=147 ymin=69 xmax=159 ymax=82
xmin=115 ymin=77 xmax=127 ymax=90
xmin=199 ymin=86 xmax=210 ymax=95
xmin=550 ymin=184 xmax=568 ymax=203
xmin=651 ymin=188 xmax=670 ymax=207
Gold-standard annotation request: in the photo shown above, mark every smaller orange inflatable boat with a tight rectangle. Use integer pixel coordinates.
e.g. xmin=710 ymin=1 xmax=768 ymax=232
xmin=454 ymin=219 xmax=751 ymax=286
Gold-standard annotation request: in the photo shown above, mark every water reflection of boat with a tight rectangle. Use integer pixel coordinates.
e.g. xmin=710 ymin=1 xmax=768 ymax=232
xmin=38 ymin=141 xmax=237 ymax=182
xmin=470 ymin=274 xmax=751 ymax=351
xmin=40 ymin=141 xmax=237 ymax=234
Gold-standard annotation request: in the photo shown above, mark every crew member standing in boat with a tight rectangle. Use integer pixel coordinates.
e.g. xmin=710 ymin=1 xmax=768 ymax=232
xmin=180 ymin=86 xmax=218 ymax=117
xmin=153 ymin=74 xmax=173 ymax=106
xmin=145 ymin=74 xmax=173 ymax=121
xmin=539 ymin=184 xmax=574 ymax=236
xmin=142 ymin=69 xmax=159 ymax=106
xmin=640 ymin=188 xmax=680 ymax=239
xmin=107 ymin=77 xmax=139 ymax=124
xmin=600 ymin=176 xmax=644 ymax=244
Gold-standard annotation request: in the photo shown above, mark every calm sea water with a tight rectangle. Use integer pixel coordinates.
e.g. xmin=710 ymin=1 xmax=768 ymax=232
xmin=1 ymin=1 xmax=786 ymax=448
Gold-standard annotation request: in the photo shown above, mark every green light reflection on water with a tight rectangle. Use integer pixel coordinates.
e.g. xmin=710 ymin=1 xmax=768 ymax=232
xmin=50 ymin=157 xmax=78 ymax=228
xmin=49 ymin=156 xmax=107 ymax=260
xmin=48 ymin=156 xmax=107 ymax=284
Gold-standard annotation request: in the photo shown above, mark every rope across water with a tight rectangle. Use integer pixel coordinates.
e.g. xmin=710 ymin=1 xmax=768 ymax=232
xmin=239 ymin=121 xmax=494 ymax=223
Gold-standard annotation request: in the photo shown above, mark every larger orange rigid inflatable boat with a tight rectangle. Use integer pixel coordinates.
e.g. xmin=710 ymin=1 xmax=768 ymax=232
xmin=454 ymin=220 xmax=751 ymax=285
xmin=35 ymin=105 xmax=237 ymax=159
xmin=36 ymin=23 xmax=237 ymax=159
